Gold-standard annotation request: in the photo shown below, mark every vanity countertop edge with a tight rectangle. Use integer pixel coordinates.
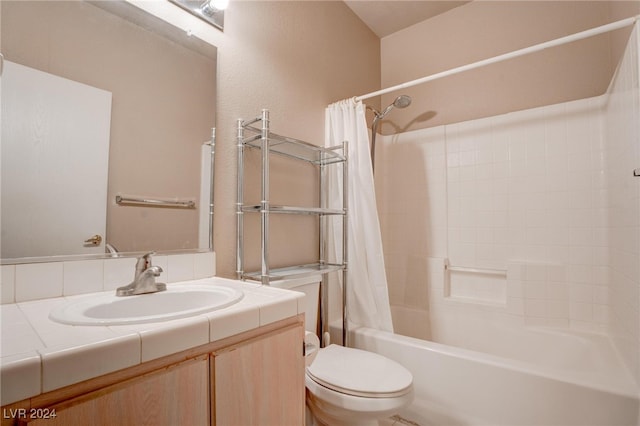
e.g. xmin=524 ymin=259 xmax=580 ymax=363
xmin=0 ymin=276 xmax=305 ymax=406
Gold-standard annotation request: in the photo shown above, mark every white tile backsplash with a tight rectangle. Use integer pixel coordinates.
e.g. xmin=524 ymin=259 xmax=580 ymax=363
xmin=63 ymin=259 xmax=104 ymax=296
xmin=167 ymin=253 xmax=195 ymax=282
xmin=1 ymin=265 xmax=15 ymax=304
xmin=5 ymin=252 xmax=216 ymax=304
xmin=15 ymin=262 xmax=64 ymax=302
xmin=195 ymin=252 xmax=216 ymax=278
xmin=104 ymin=257 xmax=138 ymax=291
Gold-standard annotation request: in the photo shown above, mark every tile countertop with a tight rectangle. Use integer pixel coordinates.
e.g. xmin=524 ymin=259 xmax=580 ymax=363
xmin=0 ymin=276 xmax=305 ymax=406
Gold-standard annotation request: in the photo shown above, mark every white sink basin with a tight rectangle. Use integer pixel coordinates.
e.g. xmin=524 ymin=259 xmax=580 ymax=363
xmin=49 ymin=284 xmax=244 ymax=326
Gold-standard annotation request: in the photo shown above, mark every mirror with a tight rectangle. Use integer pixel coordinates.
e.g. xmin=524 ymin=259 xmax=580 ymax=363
xmin=1 ymin=0 xmax=217 ymax=263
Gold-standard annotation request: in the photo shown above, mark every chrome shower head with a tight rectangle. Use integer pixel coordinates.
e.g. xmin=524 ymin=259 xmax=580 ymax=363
xmin=378 ymin=95 xmax=412 ymax=119
xmin=393 ymin=95 xmax=412 ymax=109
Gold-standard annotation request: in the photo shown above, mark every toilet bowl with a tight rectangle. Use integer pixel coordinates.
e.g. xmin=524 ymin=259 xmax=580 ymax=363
xmin=271 ymin=277 xmax=414 ymax=425
xmin=305 ymin=344 xmax=414 ymax=426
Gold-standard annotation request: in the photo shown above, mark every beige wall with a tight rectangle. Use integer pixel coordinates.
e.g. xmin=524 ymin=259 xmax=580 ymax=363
xmin=1 ymin=1 xmax=216 ymax=254
xmin=1 ymin=1 xmax=379 ymax=274
xmin=378 ymin=1 xmax=640 ymax=134
xmin=213 ymin=1 xmax=380 ymax=277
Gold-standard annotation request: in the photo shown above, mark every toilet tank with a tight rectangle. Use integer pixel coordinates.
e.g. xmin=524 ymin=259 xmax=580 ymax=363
xmin=269 ymin=276 xmax=320 ymax=334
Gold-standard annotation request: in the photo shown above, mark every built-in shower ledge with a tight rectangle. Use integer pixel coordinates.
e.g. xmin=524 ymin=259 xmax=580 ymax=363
xmin=0 ymin=276 xmax=305 ymax=406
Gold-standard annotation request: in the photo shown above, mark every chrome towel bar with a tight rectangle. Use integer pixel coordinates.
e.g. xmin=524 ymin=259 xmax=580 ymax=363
xmin=116 ymin=195 xmax=196 ymax=209
xmin=444 ymin=259 xmax=507 ymax=277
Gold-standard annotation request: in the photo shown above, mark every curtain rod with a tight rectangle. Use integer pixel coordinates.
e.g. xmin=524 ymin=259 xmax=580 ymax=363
xmin=354 ymin=15 xmax=639 ymax=102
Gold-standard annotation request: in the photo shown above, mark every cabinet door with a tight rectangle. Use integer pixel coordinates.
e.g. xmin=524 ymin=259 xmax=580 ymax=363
xmin=27 ymin=358 xmax=209 ymax=426
xmin=213 ymin=325 xmax=304 ymax=426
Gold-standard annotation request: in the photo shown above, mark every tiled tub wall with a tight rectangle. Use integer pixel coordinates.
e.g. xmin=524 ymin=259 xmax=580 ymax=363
xmin=379 ymin=96 xmax=609 ymax=337
xmin=378 ymin=26 xmax=639 ymax=381
xmin=605 ymin=25 xmax=640 ymax=384
xmin=0 ymin=252 xmax=216 ymax=304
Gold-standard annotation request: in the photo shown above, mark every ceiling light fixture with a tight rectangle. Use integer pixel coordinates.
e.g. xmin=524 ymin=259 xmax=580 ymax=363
xmin=169 ymin=0 xmax=226 ymax=31
xmin=205 ymin=0 xmax=229 ymax=12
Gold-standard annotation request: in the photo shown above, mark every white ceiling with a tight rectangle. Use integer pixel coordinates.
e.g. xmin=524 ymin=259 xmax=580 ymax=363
xmin=344 ymin=1 xmax=470 ymax=38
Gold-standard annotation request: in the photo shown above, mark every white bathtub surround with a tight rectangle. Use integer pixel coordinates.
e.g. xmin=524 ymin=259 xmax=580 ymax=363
xmin=379 ymin=96 xmax=611 ymax=336
xmin=378 ymin=26 xmax=640 ymax=391
xmin=325 ymin=99 xmax=394 ymax=332
xmin=443 ymin=96 xmax=609 ymax=329
xmin=605 ymin=25 xmax=640 ymax=387
xmin=0 ymin=251 xmax=216 ymax=304
xmin=0 ymin=275 xmax=304 ymax=405
xmin=353 ymin=327 xmax=638 ymax=426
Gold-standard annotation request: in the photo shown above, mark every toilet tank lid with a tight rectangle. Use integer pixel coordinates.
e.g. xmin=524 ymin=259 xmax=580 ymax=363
xmin=307 ymin=344 xmax=413 ymax=397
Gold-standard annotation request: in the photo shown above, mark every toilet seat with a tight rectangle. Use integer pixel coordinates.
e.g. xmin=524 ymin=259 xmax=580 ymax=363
xmin=306 ymin=374 xmax=414 ymax=419
xmin=306 ymin=344 xmax=413 ymax=398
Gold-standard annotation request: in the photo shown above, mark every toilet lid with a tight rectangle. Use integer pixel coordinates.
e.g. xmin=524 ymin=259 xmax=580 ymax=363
xmin=306 ymin=344 xmax=413 ymax=398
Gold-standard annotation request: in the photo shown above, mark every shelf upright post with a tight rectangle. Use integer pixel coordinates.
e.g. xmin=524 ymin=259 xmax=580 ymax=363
xmin=209 ymin=128 xmax=216 ymax=251
xmin=319 ymin=153 xmax=326 ymax=269
xmin=236 ymin=119 xmax=245 ymax=280
xmin=319 ymin=149 xmax=328 ymax=341
xmin=342 ymin=140 xmax=349 ymax=347
xmin=260 ymin=109 xmax=270 ymax=285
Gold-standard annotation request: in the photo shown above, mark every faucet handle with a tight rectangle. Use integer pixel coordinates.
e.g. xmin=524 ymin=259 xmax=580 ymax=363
xmin=138 ymin=251 xmax=156 ymax=270
xmin=141 ymin=251 xmax=155 ymax=266
xmin=134 ymin=252 xmax=156 ymax=279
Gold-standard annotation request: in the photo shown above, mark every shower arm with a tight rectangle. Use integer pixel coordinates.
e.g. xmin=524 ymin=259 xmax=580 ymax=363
xmin=365 ymin=105 xmax=381 ymax=172
xmin=370 ymin=116 xmax=381 ymax=173
xmin=365 ymin=104 xmax=381 ymax=118
xmin=364 ymin=95 xmax=412 ymax=173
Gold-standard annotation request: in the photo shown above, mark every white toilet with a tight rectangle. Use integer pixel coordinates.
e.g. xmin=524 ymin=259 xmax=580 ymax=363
xmin=274 ymin=278 xmax=414 ymax=426
xmin=305 ymin=343 xmax=414 ymax=425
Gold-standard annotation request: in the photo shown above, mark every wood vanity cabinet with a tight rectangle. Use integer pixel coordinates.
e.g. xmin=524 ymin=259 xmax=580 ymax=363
xmin=213 ymin=323 xmax=304 ymax=425
xmin=2 ymin=316 xmax=305 ymax=426
xmin=22 ymin=357 xmax=210 ymax=426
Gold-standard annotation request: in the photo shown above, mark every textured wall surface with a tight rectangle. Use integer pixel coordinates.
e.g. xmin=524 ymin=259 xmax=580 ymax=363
xmin=213 ymin=1 xmax=380 ymax=277
xmin=378 ymin=1 xmax=640 ymax=133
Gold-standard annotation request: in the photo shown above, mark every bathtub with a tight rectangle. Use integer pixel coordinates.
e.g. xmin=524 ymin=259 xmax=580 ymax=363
xmin=351 ymin=326 xmax=639 ymax=426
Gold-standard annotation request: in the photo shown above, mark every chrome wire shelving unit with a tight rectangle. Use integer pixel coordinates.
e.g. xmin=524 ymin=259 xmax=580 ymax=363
xmin=236 ymin=109 xmax=348 ymax=341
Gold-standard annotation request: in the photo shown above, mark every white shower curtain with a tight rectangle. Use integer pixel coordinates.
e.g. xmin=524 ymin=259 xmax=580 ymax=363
xmin=325 ymin=98 xmax=394 ymax=332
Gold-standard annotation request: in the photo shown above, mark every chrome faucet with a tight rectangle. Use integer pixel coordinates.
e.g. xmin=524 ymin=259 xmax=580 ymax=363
xmin=116 ymin=252 xmax=166 ymax=296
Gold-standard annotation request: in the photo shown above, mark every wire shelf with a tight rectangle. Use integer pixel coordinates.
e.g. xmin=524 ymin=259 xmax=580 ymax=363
xmin=242 ymin=263 xmax=345 ymax=282
xmin=242 ymin=123 xmax=346 ymax=165
xmin=241 ymin=205 xmax=345 ymax=215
